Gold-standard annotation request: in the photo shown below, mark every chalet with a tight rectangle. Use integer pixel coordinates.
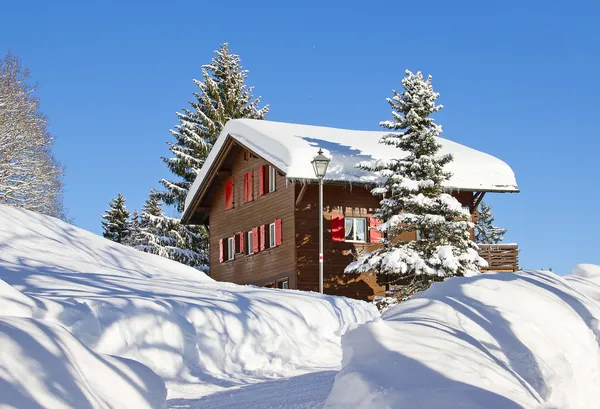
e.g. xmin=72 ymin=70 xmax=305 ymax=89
xmin=182 ymin=119 xmax=519 ymax=300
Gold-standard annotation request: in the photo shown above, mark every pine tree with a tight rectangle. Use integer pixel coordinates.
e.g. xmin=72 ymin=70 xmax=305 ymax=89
xmin=157 ymin=42 xmax=269 ymax=212
xmin=130 ymin=191 xmax=208 ymax=269
xmin=475 ymin=202 xmax=506 ymax=244
xmin=346 ymin=70 xmax=486 ymax=291
xmin=101 ymin=193 xmax=131 ymax=243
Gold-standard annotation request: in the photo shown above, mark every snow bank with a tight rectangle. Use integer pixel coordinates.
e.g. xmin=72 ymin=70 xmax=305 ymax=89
xmin=0 ymin=205 xmax=377 ymax=401
xmin=325 ymin=269 xmax=600 ymax=409
xmin=0 ymin=316 xmax=166 ymax=409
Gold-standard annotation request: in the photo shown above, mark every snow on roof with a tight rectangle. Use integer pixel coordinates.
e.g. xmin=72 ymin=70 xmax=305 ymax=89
xmin=184 ymin=119 xmax=519 ymax=214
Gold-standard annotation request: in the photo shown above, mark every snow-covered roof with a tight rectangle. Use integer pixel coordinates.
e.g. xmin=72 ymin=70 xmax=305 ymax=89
xmin=184 ymin=119 xmax=519 ymax=215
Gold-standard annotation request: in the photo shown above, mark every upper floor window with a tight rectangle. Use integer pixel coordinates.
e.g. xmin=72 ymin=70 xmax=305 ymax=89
xmin=345 ymin=217 xmax=367 ymax=242
xmin=243 ymin=172 xmax=254 ymax=203
xmin=259 ymin=165 xmax=276 ymax=196
xmin=268 ymin=166 xmax=276 ymax=193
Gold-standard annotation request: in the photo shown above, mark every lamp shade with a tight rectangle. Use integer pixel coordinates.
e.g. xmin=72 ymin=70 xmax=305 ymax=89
xmin=311 ymin=149 xmax=330 ymax=179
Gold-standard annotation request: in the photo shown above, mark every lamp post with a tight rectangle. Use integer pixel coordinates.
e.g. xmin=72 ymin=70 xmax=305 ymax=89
xmin=311 ymin=149 xmax=330 ymax=294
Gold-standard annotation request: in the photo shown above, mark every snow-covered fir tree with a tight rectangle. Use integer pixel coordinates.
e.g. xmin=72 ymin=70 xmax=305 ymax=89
xmin=475 ymin=201 xmax=506 ymax=244
xmin=346 ymin=70 xmax=486 ymax=296
xmin=157 ymin=42 xmax=269 ymax=212
xmin=101 ymin=193 xmax=131 ymax=243
xmin=130 ymin=191 xmax=208 ymax=269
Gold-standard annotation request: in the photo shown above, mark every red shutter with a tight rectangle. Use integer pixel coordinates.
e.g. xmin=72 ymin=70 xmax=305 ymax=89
xmin=275 ymin=218 xmax=282 ymax=246
xmin=252 ymin=227 xmax=259 ymax=253
xmin=243 ymin=173 xmax=248 ymax=203
xmin=260 ymin=225 xmax=266 ymax=251
xmin=248 ymin=171 xmax=253 ymax=201
xmin=259 ymin=165 xmax=265 ymax=196
xmin=369 ymin=217 xmax=383 ymax=243
xmin=240 ymin=232 xmax=245 ymax=254
xmin=331 ymin=216 xmax=345 ymax=242
xmin=219 ymin=239 xmax=224 ymax=262
xmin=225 ymin=180 xmax=233 ymax=210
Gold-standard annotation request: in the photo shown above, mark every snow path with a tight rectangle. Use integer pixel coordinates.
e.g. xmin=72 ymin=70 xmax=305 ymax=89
xmin=168 ymin=370 xmax=336 ymax=409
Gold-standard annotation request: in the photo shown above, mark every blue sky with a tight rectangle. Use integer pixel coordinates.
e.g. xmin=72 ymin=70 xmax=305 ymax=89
xmin=1 ymin=0 xmax=598 ymax=274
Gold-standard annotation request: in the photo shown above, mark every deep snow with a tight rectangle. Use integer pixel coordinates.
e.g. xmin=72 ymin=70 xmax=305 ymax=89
xmin=325 ymin=266 xmax=600 ymax=409
xmin=0 ymin=205 xmax=378 ymax=407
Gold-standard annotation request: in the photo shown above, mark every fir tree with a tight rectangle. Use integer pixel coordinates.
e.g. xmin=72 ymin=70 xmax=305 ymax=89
xmin=475 ymin=202 xmax=506 ymax=244
xmin=130 ymin=191 xmax=208 ymax=268
xmin=101 ymin=193 xmax=131 ymax=243
xmin=157 ymin=42 xmax=269 ymax=212
xmin=346 ymin=70 xmax=486 ymax=292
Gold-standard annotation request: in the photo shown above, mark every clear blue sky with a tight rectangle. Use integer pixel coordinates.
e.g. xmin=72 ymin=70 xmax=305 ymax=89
xmin=2 ymin=0 xmax=598 ymax=274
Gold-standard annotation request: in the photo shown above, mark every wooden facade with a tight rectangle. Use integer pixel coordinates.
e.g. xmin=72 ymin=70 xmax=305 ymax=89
xmin=192 ymin=141 xmax=512 ymax=301
xmin=208 ymin=148 xmax=297 ymax=288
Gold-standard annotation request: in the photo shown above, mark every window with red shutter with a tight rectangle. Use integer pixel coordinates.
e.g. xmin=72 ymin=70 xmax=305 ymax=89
xmin=219 ymin=239 xmax=224 ymax=263
xmin=243 ymin=173 xmax=248 ymax=203
xmin=243 ymin=172 xmax=254 ymax=202
xmin=252 ymin=227 xmax=259 ymax=253
xmin=259 ymin=225 xmax=266 ymax=251
xmin=275 ymin=218 xmax=282 ymax=246
xmin=247 ymin=171 xmax=253 ymax=201
xmin=240 ymin=231 xmax=245 ymax=254
xmin=331 ymin=216 xmax=345 ymax=242
xmin=369 ymin=217 xmax=383 ymax=243
xmin=225 ymin=180 xmax=233 ymax=210
xmin=259 ymin=165 xmax=265 ymax=197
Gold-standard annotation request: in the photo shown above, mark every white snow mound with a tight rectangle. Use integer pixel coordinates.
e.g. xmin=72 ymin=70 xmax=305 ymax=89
xmin=325 ymin=269 xmax=600 ymax=409
xmin=0 ymin=316 xmax=166 ymax=409
xmin=0 ymin=205 xmax=378 ymax=402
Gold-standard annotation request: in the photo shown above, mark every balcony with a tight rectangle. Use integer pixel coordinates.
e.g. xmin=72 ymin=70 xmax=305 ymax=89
xmin=478 ymin=243 xmax=519 ymax=272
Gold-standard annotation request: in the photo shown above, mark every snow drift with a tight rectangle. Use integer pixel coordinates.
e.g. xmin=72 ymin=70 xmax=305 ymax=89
xmin=0 ymin=316 xmax=166 ymax=409
xmin=0 ymin=204 xmax=377 ymax=404
xmin=325 ymin=266 xmax=600 ymax=409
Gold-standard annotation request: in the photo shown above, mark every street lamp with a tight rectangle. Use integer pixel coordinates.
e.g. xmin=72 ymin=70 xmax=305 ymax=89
xmin=311 ymin=148 xmax=330 ymax=294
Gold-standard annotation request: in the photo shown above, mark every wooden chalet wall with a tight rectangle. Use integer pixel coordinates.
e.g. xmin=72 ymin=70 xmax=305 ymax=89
xmin=294 ymin=184 xmax=474 ymax=301
xmin=209 ymin=149 xmax=296 ymax=287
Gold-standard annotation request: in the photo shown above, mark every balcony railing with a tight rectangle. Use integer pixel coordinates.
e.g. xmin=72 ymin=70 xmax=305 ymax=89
xmin=478 ymin=243 xmax=519 ymax=272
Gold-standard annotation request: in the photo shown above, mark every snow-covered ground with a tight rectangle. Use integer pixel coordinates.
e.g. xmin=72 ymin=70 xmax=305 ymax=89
xmin=0 ymin=205 xmax=378 ymax=408
xmin=325 ymin=265 xmax=600 ymax=409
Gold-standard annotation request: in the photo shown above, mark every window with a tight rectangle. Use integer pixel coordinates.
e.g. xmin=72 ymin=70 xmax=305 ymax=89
xmin=227 ymin=236 xmax=235 ymax=261
xmin=269 ymin=223 xmax=276 ymax=248
xmin=243 ymin=172 xmax=253 ymax=203
xmin=345 ymin=217 xmax=367 ymax=242
xmin=416 ymin=229 xmax=422 ymax=241
xmin=268 ymin=166 xmax=276 ymax=193
xmin=276 ymin=278 xmax=289 ymax=289
xmin=246 ymin=231 xmax=254 ymax=255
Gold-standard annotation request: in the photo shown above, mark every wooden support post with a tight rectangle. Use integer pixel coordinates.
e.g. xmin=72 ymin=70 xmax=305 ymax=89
xmin=473 ymin=191 xmax=486 ymax=211
xmin=295 ymin=183 xmax=308 ymax=207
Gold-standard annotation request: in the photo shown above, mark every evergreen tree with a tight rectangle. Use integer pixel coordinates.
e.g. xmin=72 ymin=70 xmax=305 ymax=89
xmin=157 ymin=42 xmax=269 ymax=212
xmin=475 ymin=202 xmax=506 ymax=244
xmin=346 ymin=70 xmax=486 ymax=292
xmin=101 ymin=193 xmax=131 ymax=243
xmin=130 ymin=191 xmax=208 ymax=268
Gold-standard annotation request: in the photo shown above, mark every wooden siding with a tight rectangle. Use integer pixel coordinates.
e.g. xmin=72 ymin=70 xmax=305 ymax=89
xmin=295 ymin=184 xmax=387 ymax=300
xmin=208 ymin=149 xmax=297 ymax=287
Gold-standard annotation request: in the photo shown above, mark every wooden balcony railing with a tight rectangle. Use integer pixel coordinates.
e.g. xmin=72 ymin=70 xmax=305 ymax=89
xmin=478 ymin=243 xmax=519 ymax=272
